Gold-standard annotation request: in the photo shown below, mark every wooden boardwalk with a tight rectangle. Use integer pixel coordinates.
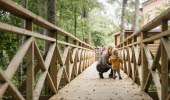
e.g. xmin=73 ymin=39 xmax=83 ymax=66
xmin=50 ymin=62 xmax=152 ymax=100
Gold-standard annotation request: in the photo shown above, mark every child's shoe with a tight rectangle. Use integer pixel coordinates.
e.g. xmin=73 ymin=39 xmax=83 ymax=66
xmin=119 ymin=77 xmax=122 ymax=80
xmin=113 ymin=76 xmax=117 ymax=79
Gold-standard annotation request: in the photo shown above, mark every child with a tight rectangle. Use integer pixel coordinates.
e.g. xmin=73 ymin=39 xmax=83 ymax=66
xmin=109 ymin=49 xmax=123 ymax=80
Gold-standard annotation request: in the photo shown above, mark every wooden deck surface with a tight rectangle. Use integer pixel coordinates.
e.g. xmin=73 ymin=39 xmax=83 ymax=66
xmin=50 ymin=62 xmax=152 ymax=100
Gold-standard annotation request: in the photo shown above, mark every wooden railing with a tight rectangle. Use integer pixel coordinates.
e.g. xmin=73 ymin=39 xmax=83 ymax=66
xmin=114 ymin=7 xmax=170 ymax=100
xmin=0 ymin=0 xmax=95 ymax=100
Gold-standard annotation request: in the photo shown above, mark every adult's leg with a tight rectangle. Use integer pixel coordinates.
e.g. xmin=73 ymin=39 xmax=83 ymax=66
xmin=102 ymin=67 xmax=110 ymax=72
xmin=96 ymin=64 xmax=105 ymax=78
xmin=109 ymin=69 xmax=113 ymax=78
xmin=96 ymin=65 xmax=110 ymax=78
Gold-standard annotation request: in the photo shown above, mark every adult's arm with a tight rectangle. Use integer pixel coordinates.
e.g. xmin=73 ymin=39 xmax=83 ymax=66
xmin=102 ymin=55 xmax=111 ymax=68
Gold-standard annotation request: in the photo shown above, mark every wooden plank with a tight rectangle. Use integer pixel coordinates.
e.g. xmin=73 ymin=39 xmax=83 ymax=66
xmin=0 ymin=37 xmax=33 ymax=98
xmin=0 ymin=0 xmax=94 ymax=50
xmin=26 ymin=40 xmax=34 ymax=100
xmin=68 ymin=48 xmax=77 ymax=79
xmin=161 ymin=19 xmax=168 ymax=100
xmin=131 ymin=47 xmax=136 ymax=80
xmin=5 ymin=37 xmax=33 ymax=78
xmin=161 ymin=37 xmax=170 ymax=59
xmin=26 ymin=19 xmax=34 ymax=100
xmin=143 ymin=44 xmax=161 ymax=100
xmin=73 ymin=49 xmax=78 ymax=76
xmin=34 ymin=41 xmax=46 ymax=71
xmin=123 ymin=50 xmax=127 ymax=73
xmin=151 ymin=43 xmax=161 ymax=71
xmin=128 ymin=47 xmax=133 ymax=78
xmin=0 ymin=68 xmax=25 ymax=100
xmin=127 ymin=48 xmax=132 ymax=77
xmin=57 ymin=40 xmax=93 ymax=51
xmin=49 ymin=62 xmax=153 ymax=100
xmin=18 ymin=53 xmax=47 ymax=92
xmin=34 ymin=71 xmax=48 ymax=100
xmin=141 ymin=45 xmax=149 ymax=91
xmin=34 ymin=43 xmax=56 ymax=100
xmin=68 ymin=63 xmax=74 ymax=81
xmin=70 ymin=50 xmax=73 ymax=63
xmin=50 ymin=30 xmax=58 ymax=90
xmin=65 ymin=52 xmax=70 ymax=81
xmin=80 ymin=50 xmax=84 ymax=71
xmin=49 ymin=49 xmax=57 ymax=91
xmin=45 ymin=43 xmax=56 ymax=68
xmin=141 ymin=32 xmax=149 ymax=90
xmin=161 ymin=39 xmax=169 ymax=100
xmin=62 ymin=46 xmax=70 ymax=65
xmin=0 ymin=23 xmax=56 ymax=42
xmin=56 ymin=45 xmax=64 ymax=66
xmin=143 ymin=72 xmax=152 ymax=92
xmin=134 ymin=46 xmax=139 ymax=65
xmin=77 ymin=49 xmax=82 ymax=62
xmin=166 ymin=93 xmax=170 ymax=100
xmin=46 ymin=73 xmax=57 ymax=94
xmin=143 ymin=30 xmax=170 ymax=43
xmin=57 ymin=67 xmax=63 ymax=90
xmin=63 ymin=68 xmax=70 ymax=83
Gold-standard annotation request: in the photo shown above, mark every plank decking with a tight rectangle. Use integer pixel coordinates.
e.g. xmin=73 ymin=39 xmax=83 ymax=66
xmin=50 ymin=62 xmax=152 ymax=100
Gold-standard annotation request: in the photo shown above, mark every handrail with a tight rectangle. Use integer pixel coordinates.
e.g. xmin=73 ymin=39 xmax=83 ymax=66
xmin=116 ymin=7 xmax=170 ymax=47
xmin=113 ymin=7 xmax=170 ymax=100
xmin=0 ymin=0 xmax=94 ymax=50
xmin=0 ymin=0 xmax=95 ymax=100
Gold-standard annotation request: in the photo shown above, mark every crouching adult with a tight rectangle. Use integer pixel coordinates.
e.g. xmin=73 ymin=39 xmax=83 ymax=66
xmin=96 ymin=46 xmax=113 ymax=78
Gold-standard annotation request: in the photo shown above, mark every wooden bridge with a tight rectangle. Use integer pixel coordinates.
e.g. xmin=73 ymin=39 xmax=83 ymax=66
xmin=0 ymin=0 xmax=169 ymax=100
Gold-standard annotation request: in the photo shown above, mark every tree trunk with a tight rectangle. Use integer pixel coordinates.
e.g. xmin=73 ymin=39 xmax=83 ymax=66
xmin=38 ymin=0 xmax=46 ymax=53
xmin=46 ymin=0 xmax=56 ymax=52
xmin=120 ymin=0 xmax=128 ymax=42
xmin=59 ymin=3 xmax=63 ymax=27
xmin=74 ymin=7 xmax=77 ymax=37
xmin=18 ymin=0 xmax=27 ymax=82
xmin=83 ymin=4 xmax=90 ymax=44
xmin=133 ymin=0 xmax=139 ymax=32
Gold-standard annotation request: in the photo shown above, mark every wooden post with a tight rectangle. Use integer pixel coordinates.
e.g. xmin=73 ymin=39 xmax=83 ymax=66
xmin=133 ymin=36 xmax=137 ymax=80
xmin=115 ymin=36 xmax=117 ymax=46
xmin=26 ymin=19 xmax=34 ymax=100
xmin=50 ymin=31 xmax=57 ymax=91
xmin=73 ymin=40 xmax=78 ymax=76
xmin=161 ymin=19 xmax=168 ymax=100
xmin=141 ymin=31 xmax=149 ymax=90
xmin=65 ymin=36 xmax=70 ymax=76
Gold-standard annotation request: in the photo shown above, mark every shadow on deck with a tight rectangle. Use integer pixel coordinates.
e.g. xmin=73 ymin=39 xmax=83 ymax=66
xmin=50 ymin=62 xmax=152 ymax=100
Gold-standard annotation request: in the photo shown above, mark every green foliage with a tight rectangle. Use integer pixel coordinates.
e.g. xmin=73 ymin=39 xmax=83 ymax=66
xmin=89 ymin=8 xmax=119 ymax=47
xmin=91 ymin=31 xmax=105 ymax=47
xmin=156 ymin=1 xmax=170 ymax=15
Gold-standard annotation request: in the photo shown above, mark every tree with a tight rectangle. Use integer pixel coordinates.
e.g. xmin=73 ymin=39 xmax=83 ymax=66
xmin=120 ymin=0 xmax=128 ymax=42
xmin=18 ymin=0 xmax=28 ymax=82
xmin=38 ymin=0 xmax=46 ymax=53
xmin=46 ymin=0 xmax=56 ymax=51
xmin=133 ymin=0 xmax=139 ymax=32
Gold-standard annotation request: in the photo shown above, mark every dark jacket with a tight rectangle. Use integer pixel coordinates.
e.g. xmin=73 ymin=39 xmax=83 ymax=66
xmin=96 ymin=54 xmax=111 ymax=72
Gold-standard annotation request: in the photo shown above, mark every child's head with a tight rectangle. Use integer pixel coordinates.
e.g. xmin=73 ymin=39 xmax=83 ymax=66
xmin=112 ymin=48 xmax=118 ymax=55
